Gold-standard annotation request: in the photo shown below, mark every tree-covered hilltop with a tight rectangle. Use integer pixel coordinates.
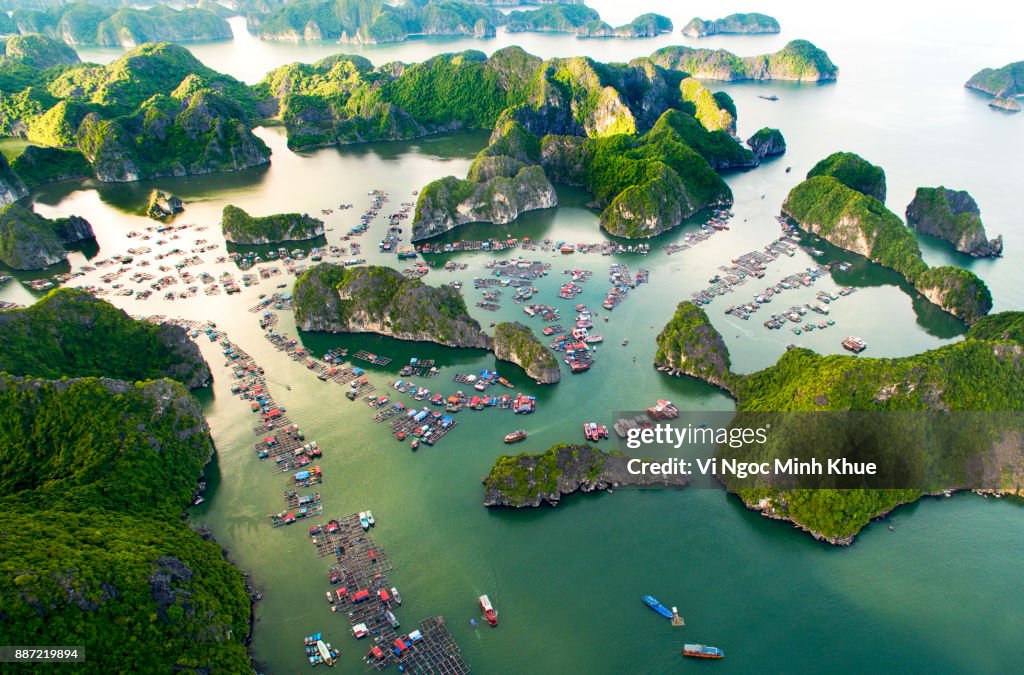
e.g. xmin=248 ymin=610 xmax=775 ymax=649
xmin=654 ymin=302 xmax=734 ymax=392
xmin=506 ymin=4 xmax=596 ymax=33
xmin=747 ymin=127 xmax=786 ymax=158
xmin=653 ymin=302 xmax=1024 ymax=543
xmin=807 ymin=151 xmax=887 ymax=201
xmin=782 ymin=167 xmax=992 ymax=324
xmin=0 ymin=288 xmax=211 ymax=387
xmin=221 ymin=204 xmax=324 ymax=244
xmin=0 ymin=202 xmax=94 ymax=269
xmin=0 ymin=43 xmax=270 ymax=183
xmin=0 ymin=33 xmax=80 ymax=69
xmin=651 ymin=39 xmax=838 ymax=82
xmin=493 ymin=321 xmax=559 ymax=383
xmin=0 ymin=290 xmax=249 ymax=672
xmin=294 ymin=263 xmax=492 ymax=348
xmin=681 ymin=13 xmax=781 ymax=38
xmin=254 ymin=0 xmax=505 ymax=42
xmin=255 ymin=43 xmax=835 ymax=151
xmin=0 ymin=376 xmax=251 ymax=673
xmin=576 ymin=13 xmax=673 ymax=39
xmin=9 ymin=144 xmax=91 ymax=187
xmin=9 ymin=4 xmax=231 ymax=47
xmin=415 ymin=97 xmax=747 ymax=240
xmin=905 ymin=187 xmax=1003 ymax=257
xmin=965 ymin=60 xmax=1024 ymax=98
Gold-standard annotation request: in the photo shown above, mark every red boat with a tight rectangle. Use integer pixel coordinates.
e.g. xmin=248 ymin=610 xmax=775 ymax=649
xmin=479 ymin=595 xmax=498 ymax=627
xmin=504 ymin=430 xmax=527 ymax=444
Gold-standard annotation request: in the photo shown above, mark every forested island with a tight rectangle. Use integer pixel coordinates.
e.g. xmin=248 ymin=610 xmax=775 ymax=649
xmin=250 ymin=0 xmax=668 ymax=43
xmin=906 ymin=187 xmax=1003 ymax=257
xmin=0 ymin=289 xmax=250 ymax=672
xmin=483 ymin=444 xmax=688 ymax=507
xmin=965 ymin=61 xmax=1024 ymax=99
xmin=293 ymin=263 xmax=492 ymax=348
xmin=654 ymin=301 xmax=1024 ymax=544
xmin=0 ymin=43 xmax=270 ymax=183
xmin=783 ymin=152 xmax=992 ymax=324
xmin=493 ymin=321 xmax=560 ymax=384
xmin=681 ymin=13 xmax=781 ymax=38
xmin=0 ymin=203 xmax=94 ymax=269
xmin=5 ymin=3 xmax=231 ymax=47
xmin=221 ymin=204 xmax=324 ymax=244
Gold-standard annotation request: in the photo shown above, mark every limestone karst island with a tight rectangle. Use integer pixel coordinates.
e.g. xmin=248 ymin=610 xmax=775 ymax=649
xmin=0 ymin=1 xmax=1020 ymax=673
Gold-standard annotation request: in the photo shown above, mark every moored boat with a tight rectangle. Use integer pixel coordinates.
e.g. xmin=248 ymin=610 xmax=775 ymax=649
xmin=642 ymin=595 xmax=674 ymax=619
xmin=682 ymin=643 xmax=724 ymax=659
xmin=479 ymin=594 xmax=498 ymax=626
xmin=359 ymin=512 xmax=370 ymax=530
xmin=366 ymin=510 xmax=375 ymax=526
xmin=842 ymin=335 xmax=867 ymax=353
xmin=391 ymin=586 xmax=402 ymax=604
xmin=315 ymin=639 xmax=336 ymax=665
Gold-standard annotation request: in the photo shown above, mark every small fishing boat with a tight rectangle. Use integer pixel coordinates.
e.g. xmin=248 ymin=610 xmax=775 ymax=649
xmin=358 ymin=512 xmax=370 ymax=530
xmin=391 ymin=587 xmax=402 ymax=605
xmin=366 ymin=510 xmax=375 ymax=527
xmin=504 ymin=430 xmax=527 ymax=443
xmin=479 ymin=595 xmax=498 ymax=627
xmin=682 ymin=644 xmax=725 ymax=659
xmin=410 ymin=439 xmax=419 ymax=451
xmin=385 ymin=610 xmax=400 ymax=628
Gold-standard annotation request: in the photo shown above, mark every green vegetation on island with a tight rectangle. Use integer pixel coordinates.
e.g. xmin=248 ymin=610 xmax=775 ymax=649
xmin=293 ymin=263 xmax=492 ymax=348
xmin=253 ymin=0 xmax=504 ymax=42
xmin=746 ymin=127 xmax=786 ymax=158
xmin=8 ymin=4 xmax=231 ymax=47
xmin=9 ymin=145 xmax=91 ymax=187
xmin=783 ymin=162 xmax=992 ymax=324
xmin=0 ymin=202 xmax=94 ymax=269
xmin=147 ymin=189 xmax=185 ymax=220
xmin=0 ymin=292 xmax=250 ymax=673
xmin=221 ymin=204 xmax=324 ymax=244
xmin=493 ymin=321 xmax=560 ymax=383
xmin=806 ymin=151 xmax=887 ymax=201
xmin=0 ymin=43 xmax=269 ymax=183
xmin=653 ymin=302 xmax=1024 ymax=543
xmin=0 ymin=288 xmax=211 ymax=388
xmin=905 ymin=187 xmax=1003 ymax=257
xmin=681 ymin=13 xmax=781 ymax=38
xmin=965 ymin=61 xmax=1024 ymax=99
xmin=0 ymin=152 xmax=28 ymax=205
xmin=651 ymin=39 xmax=838 ymax=82
xmin=0 ymin=33 xmax=80 ymax=69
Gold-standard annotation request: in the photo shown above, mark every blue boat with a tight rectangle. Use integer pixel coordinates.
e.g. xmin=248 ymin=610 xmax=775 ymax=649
xmin=642 ymin=595 xmax=673 ymax=620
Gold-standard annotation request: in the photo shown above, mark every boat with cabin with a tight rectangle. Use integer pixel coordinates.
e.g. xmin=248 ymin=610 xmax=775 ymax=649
xmin=479 ymin=595 xmax=498 ymax=626
xmin=504 ymin=430 xmax=527 ymax=443
xmin=642 ymin=595 xmax=674 ymax=619
xmin=683 ymin=644 xmax=725 ymax=659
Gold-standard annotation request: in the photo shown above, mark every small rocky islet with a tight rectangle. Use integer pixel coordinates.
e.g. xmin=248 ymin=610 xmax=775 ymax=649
xmin=681 ymin=13 xmax=781 ymax=38
xmin=905 ymin=187 xmax=1003 ymax=257
xmin=0 ymin=203 xmax=94 ymax=270
xmin=483 ymin=444 xmax=688 ymax=508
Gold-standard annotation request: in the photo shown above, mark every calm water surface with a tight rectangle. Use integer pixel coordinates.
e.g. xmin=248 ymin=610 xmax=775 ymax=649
xmin=4 ymin=2 xmax=1024 ymax=672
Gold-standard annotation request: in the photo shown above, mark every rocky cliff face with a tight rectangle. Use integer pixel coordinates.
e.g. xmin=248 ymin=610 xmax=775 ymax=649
xmin=915 ymin=267 xmax=994 ymax=325
xmin=50 ymin=214 xmax=95 ymax=244
xmin=988 ymin=97 xmax=1021 ymax=112
xmin=906 ymin=187 xmax=1002 ymax=257
xmin=654 ymin=302 xmax=735 ymax=394
xmin=483 ymin=444 xmax=688 ymax=508
xmin=147 ymin=190 xmax=185 ymax=220
xmin=746 ymin=127 xmax=786 ymax=158
xmin=0 ymin=154 xmax=28 ymax=207
xmin=0 ymin=204 xmax=69 ymax=269
xmin=412 ymin=166 xmax=556 ymax=240
xmin=294 ymin=264 xmax=492 ymax=349
xmin=492 ymin=321 xmax=560 ymax=384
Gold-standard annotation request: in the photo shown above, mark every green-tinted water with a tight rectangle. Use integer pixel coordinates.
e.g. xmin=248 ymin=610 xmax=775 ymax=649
xmin=4 ymin=2 xmax=1023 ymax=671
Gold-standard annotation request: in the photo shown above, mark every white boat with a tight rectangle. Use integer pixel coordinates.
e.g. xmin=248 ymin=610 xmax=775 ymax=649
xmin=359 ymin=512 xmax=370 ymax=530
xmin=391 ymin=586 xmax=402 ymax=604
xmin=366 ymin=510 xmax=375 ymax=526
xmin=316 ymin=639 xmax=335 ymax=665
